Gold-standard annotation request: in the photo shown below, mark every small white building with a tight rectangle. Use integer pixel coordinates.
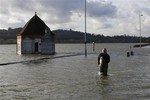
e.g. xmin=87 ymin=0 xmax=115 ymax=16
xmin=16 ymin=14 xmax=55 ymax=55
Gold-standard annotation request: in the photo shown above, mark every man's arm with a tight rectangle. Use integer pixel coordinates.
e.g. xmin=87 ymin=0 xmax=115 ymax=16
xmin=98 ymin=54 xmax=100 ymax=65
xmin=107 ymin=55 xmax=110 ymax=63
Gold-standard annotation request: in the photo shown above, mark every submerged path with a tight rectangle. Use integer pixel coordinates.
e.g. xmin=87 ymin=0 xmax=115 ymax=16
xmin=133 ymin=43 xmax=150 ymax=47
xmin=0 ymin=53 xmax=86 ymax=66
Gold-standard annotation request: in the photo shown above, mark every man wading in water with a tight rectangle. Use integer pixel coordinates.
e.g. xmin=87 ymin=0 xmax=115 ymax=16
xmin=98 ymin=48 xmax=110 ymax=76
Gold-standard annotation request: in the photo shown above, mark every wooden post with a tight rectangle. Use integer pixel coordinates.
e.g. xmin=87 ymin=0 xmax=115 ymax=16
xmin=93 ymin=42 xmax=95 ymax=52
xmin=127 ymin=52 xmax=130 ymax=57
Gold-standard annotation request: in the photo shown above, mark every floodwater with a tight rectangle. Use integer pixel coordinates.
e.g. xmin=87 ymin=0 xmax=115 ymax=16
xmin=0 ymin=43 xmax=150 ymax=100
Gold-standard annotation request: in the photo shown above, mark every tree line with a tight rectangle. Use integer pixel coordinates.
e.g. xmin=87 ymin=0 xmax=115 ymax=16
xmin=0 ymin=28 xmax=149 ymax=44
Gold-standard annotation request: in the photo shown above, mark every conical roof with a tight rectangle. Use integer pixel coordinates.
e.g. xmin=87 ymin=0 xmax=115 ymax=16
xmin=17 ymin=14 xmax=48 ymax=38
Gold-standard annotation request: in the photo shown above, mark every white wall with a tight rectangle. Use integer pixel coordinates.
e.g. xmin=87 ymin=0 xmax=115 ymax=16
xmin=41 ymin=42 xmax=55 ymax=54
xmin=22 ymin=37 xmax=33 ymax=53
xmin=17 ymin=36 xmax=55 ymax=54
xmin=17 ymin=39 xmax=21 ymax=55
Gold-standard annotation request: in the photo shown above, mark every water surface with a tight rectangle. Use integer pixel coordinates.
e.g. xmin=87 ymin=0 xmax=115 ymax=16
xmin=0 ymin=43 xmax=150 ymax=100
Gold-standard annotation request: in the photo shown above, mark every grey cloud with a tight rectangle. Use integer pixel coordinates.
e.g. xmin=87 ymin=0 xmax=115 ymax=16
xmin=1 ymin=0 xmax=117 ymax=22
xmin=39 ymin=0 xmax=83 ymax=11
xmin=142 ymin=7 xmax=150 ymax=16
xmin=87 ymin=1 xmax=117 ymax=18
xmin=0 ymin=0 xmax=118 ymax=30
xmin=38 ymin=0 xmax=84 ymax=23
xmin=102 ymin=23 xmax=113 ymax=28
xmin=38 ymin=0 xmax=117 ymax=23
xmin=9 ymin=0 xmax=35 ymax=11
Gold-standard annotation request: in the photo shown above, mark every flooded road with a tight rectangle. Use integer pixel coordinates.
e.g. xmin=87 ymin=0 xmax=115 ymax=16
xmin=0 ymin=43 xmax=150 ymax=99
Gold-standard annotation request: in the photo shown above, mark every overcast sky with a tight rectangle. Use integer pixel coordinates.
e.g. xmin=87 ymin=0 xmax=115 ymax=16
xmin=0 ymin=0 xmax=150 ymax=37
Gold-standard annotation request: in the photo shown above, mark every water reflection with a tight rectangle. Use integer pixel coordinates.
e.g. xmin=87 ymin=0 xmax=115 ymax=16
xmin=96 ymin=75 xmax=110 ymax=85
xmin=95 ymin=75 xmax=114 ymax=100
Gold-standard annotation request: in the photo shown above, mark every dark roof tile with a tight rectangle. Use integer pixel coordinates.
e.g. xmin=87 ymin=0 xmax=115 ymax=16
xmin=17 ymin=14 xmax=52 ymax=38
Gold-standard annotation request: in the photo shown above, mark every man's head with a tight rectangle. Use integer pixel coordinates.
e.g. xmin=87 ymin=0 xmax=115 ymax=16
xmin=102 ymin=48 xmax=107 ymax=53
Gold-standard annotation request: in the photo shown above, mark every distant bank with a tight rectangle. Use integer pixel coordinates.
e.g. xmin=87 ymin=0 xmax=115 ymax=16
xmin=0 ymin=28 xmax=150 ymax=44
